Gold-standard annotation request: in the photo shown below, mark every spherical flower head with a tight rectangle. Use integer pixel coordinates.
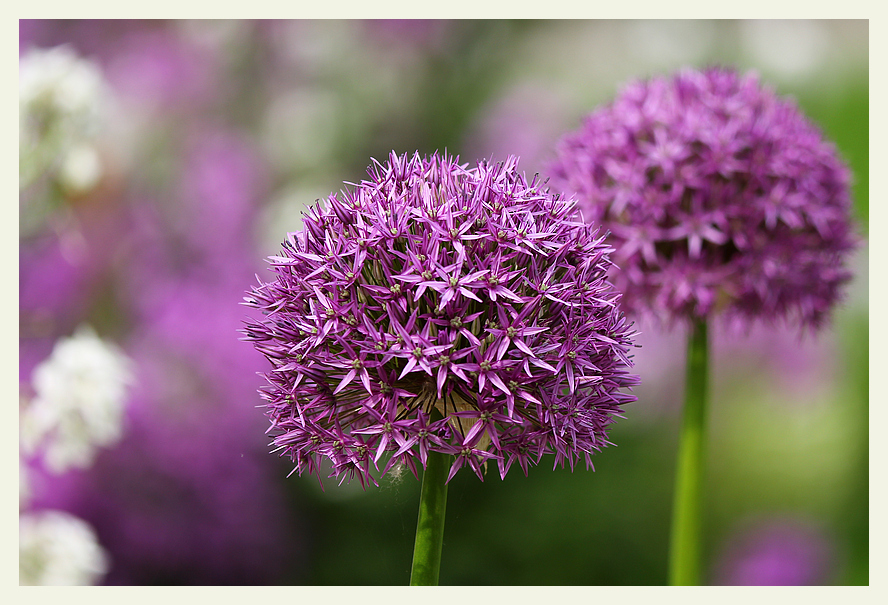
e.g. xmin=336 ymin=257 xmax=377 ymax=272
xmin=548 ymin=67 xmax=857 ymax=329
xmin=19 ymin=510 xmax=108 ymax=585
xmin=20 ymin=326 xmax=134 ymax=474
xmin=244 ymin=151 xmax=639 ymax=486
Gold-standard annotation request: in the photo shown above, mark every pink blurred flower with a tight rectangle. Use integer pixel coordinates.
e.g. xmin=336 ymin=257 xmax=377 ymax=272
xmin=105 ymin=27 xmax=219 ymax=111
xmin=363 ymin=19 xmax=455 ymax=54
xmin=713 ymin=517 xmax=835 ymax=585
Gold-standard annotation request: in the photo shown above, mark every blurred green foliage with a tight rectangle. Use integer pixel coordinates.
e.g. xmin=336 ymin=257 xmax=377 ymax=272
xmin=797 ymin=83 xmax=869 ymax=232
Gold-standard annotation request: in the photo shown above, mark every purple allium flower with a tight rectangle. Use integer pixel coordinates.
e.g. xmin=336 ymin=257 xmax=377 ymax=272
xmin=548 ymin=67 xmax=857 ymax=328
xmin=243 ymin=151 xmax=639 ymax=486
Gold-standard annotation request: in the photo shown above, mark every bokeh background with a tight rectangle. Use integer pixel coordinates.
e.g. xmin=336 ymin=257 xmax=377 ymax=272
xmin=18 ymin=19 xmax=868 ymax=585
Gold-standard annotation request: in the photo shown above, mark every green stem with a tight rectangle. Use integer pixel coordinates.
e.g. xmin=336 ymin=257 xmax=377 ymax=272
xmin=409 ymin=449 xmax=449 ymax=586
xmin=668 ymin=319 xmax=709 ymax=586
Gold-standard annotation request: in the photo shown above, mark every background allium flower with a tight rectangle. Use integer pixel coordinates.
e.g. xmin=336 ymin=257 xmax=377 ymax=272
xmin=19 ymin=510 xmax=108 ymax=585
xmin=20 ymin=326 xmax=133 ymax=473
xmin=244 ymin=151 xmax=639 ymax=485
xmin=548 ymin=67 xmax=857 ymax=328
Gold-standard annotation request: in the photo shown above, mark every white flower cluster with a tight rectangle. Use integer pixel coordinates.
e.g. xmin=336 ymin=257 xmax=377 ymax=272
xmin=19 ymin=45 xmax=105 ymax=195
xmin=19 ymin=510 xmax=109 ymax=586
xmin=20 ymin=326 xmax=133 ymax=474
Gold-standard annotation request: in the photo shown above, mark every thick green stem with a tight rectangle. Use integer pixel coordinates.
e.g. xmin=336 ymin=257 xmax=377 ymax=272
xmin=668 ymin=319 xmax=709 ymax=586
xmin=409 ymin=449 xmax=449 ymax=586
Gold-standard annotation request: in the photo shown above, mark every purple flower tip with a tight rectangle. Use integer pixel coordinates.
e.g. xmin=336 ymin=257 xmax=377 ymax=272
xmin=548 ymin=67 xmax=858 ymax=329
xmin=243 ymin=151 xmax=639 ymax=485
